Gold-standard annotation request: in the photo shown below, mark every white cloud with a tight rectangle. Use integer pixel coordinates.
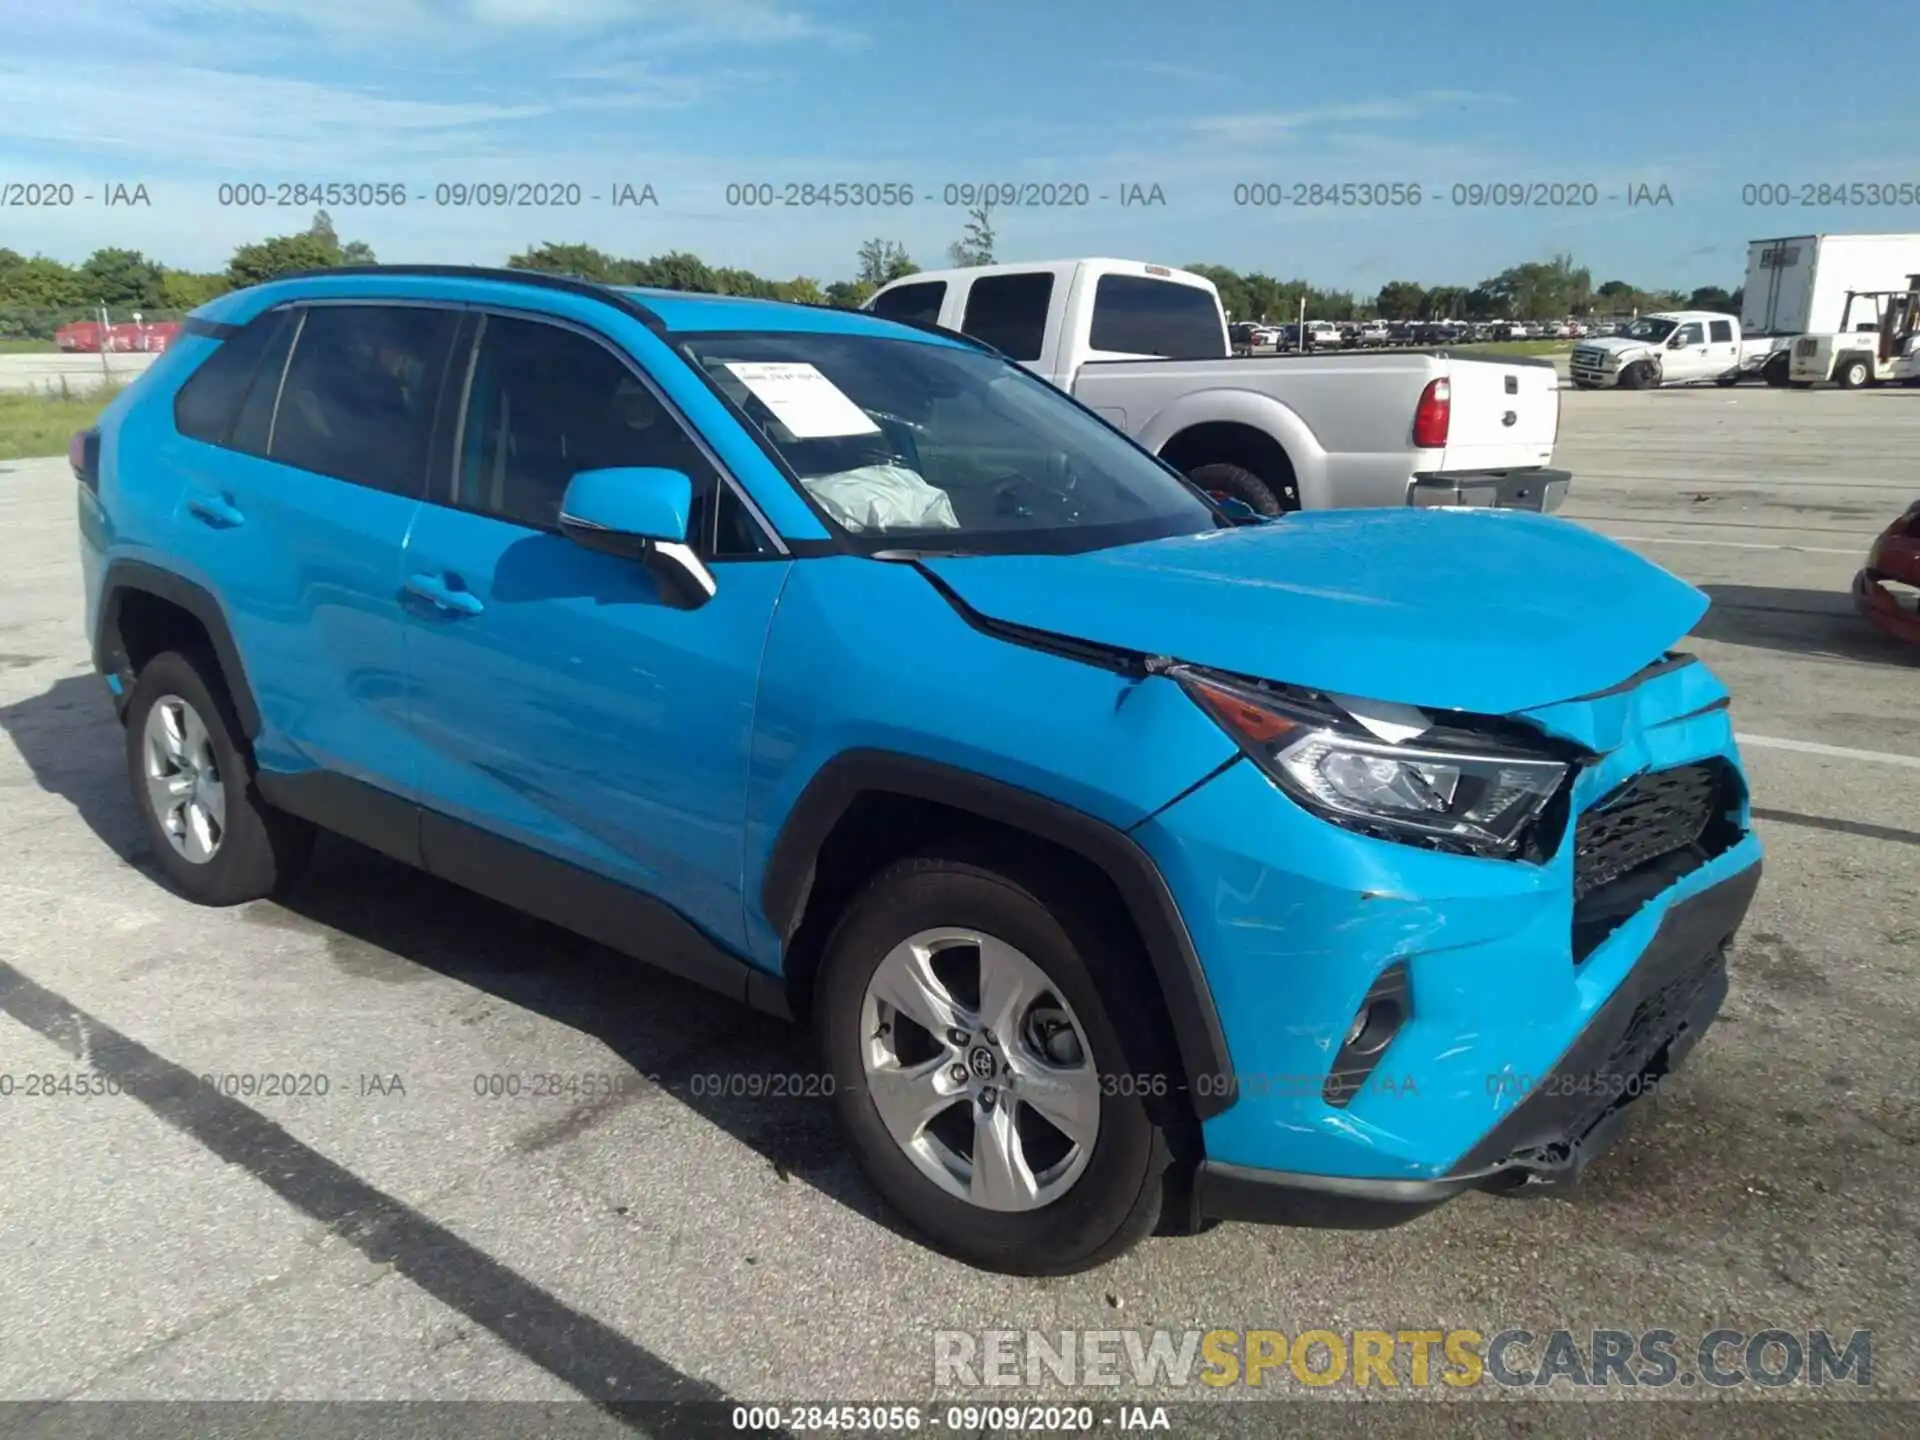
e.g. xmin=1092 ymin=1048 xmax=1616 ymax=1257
xmin=144 ymin=0 xmax=859 ymax=46
xmin=1186 ymin=90 xmax=1519 ymax=142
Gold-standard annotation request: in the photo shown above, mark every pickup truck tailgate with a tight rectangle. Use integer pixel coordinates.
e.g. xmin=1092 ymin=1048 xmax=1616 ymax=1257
xmin=1435 ymin=356 xmax=1559 ymax=473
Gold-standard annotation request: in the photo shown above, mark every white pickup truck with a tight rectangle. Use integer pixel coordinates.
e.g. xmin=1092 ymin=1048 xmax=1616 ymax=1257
xmin=865 ymin=257 xmax=1569 ymax=516
xmin=1567 ymin=311 xmax=1772 ymax=389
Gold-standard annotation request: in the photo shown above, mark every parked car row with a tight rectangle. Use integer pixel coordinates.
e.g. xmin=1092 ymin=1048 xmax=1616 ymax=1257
xmin=1229 ymin=318 xmax=1625 ymax=352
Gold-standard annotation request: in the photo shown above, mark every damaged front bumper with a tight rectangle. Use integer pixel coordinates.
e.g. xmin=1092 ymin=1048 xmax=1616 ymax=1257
xmin=1139 ymin=648 xmax=1762 ymax=1229
xmin=1193 ymin=859 xmax=1758 ymax=1228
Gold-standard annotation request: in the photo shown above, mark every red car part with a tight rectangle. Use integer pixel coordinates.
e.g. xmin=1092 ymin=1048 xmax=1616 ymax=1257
xmin=1853 ymin=499 xmax=1920 ymax=646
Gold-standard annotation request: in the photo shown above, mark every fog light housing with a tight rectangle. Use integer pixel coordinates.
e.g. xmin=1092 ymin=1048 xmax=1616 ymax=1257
xmin=1324 ymin=962 xmax=1411 ymax=1108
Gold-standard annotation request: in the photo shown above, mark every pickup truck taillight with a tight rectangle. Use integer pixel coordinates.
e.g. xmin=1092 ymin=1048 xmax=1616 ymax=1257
xmin=70 ymin=427 xmax=100 ymax=492
xmin=1412 ymin=378 xmax=1450 ymax=448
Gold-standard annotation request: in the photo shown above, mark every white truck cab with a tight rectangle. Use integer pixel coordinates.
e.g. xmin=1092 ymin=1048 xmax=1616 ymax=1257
xmin=1568 ymin=311 xmax=1745 ymax=389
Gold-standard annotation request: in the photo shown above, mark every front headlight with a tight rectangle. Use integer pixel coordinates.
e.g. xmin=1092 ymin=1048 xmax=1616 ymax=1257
xmin=1173 ymin=667 xmax=1571 ymax=857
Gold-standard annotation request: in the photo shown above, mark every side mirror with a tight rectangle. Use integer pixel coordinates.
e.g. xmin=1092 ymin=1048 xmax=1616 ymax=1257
xmin=1667 ymin=334 xmax=1685 ymax=349
xmin=558 ymin=466 xmax=716 ymax=610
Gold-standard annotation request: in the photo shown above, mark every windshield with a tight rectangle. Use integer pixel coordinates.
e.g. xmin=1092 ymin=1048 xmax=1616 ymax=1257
xmin=678 ymin=330 xmax=1221 ymax=554
xmin=1618 ymin=317 xmax=1678 ymax=342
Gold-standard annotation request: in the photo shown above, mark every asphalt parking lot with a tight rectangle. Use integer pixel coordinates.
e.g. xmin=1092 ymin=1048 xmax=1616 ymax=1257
xmin=1 ymin=387 xmax=1916 ymax=1435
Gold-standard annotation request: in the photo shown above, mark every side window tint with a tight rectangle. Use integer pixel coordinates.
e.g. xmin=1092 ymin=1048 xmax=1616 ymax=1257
xmin=270 ymin=304 xmax=457 ymax=496
xmin=960 ymin=273 xmax=1054 ymax=361
xmin=1708 ymin=319 xmax=1733 ymax=343
xmin=173 ymin=311 xmax=292 ymax=446
xmin=1674 ymin=322 xmax=1705 ymax=345
xmin=714 ymin=485 xmax=777 ymax=558
xmin=454 ymin=314 xmax=729 ymax=541
xmin=228 ymin=311 xmax=298 ymax=455
xmin=870 ymin=281 xmax=947 ymax=328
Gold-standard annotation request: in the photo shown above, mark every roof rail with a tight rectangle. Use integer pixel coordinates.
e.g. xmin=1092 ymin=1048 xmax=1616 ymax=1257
xmin=270 ymin=263 xmax=667 ymax=332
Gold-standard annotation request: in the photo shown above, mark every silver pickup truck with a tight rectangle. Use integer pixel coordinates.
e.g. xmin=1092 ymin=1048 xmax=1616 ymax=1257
xmin=867 ymin=257 xmax=1570 ymax=516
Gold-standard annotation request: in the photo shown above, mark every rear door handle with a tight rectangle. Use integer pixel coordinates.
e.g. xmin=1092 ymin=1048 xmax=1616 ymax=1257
xmin=404 ymin=572 xmax=485 ymax=615
xmin=185 ymin=492 xmax=245 ymax=528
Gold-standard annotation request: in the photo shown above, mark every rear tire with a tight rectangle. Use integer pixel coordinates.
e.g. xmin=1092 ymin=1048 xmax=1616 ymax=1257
xmin=1186 ymin=461 xmax=1296 ymax=515
xmin=124 ymin=649 xmax=314 ymax=905
xmin=816 ymin=848 xmax=1171 ymax=1275
xmin=1714 ymin=372 xmax=1740 ymax=387
xmin=1762 ymin=353 xmax=1790 ymax=387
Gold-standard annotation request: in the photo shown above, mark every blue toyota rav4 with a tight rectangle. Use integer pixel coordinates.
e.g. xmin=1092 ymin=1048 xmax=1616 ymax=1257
xmin=74 ymin=266 xmax=1762 ymax=1275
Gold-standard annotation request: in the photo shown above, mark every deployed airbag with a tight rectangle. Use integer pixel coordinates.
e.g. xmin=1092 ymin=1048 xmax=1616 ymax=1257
xmin=803 ymin=463 xmax=960 ymax=532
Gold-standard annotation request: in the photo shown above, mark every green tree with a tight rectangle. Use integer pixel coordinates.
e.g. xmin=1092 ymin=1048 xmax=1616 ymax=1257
xmin=0 ymin=256 xmax=83 ymax=310
xmin=824 ymin=278 xmax=875 ymax=309
xmin=308 ymin=210 xmax=340 ymax=250
xmin=856 ymin=239 xmax=918 ymax=287
xmin=226 ymin=232 xmax=342 ymax=287
xmin=1375 ymin=280 xmax=1427 ymax=320
xmin=775 ymin=277 xmax=826 ymax=305
xmin=1686 ymin=285 xmax=1735 ymax=313
xmin=77 ymin=248 xmax=165 ymax=308
xmin=507 ymin=242 xmax=624 ymax=280
xmin=628 ymin=250 xmax=718 ymax=292
xmin=947 ymin=205 xmax=995 ymax=267
xmin=161 ymin=270 xmax=231 ymax=310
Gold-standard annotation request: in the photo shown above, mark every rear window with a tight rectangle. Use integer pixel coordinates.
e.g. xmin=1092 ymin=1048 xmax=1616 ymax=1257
xmin=1089 ymin=276 xmax=1224 ymax=359
xmin=870 ymin=280 xmax=947 ymax=328
xmin=173 ymin=311 xmax=295 ymax=447
xmin=269 ymin=304 xmax=459 ymax=496
xmin=960 ymin=272 xmax=1054 ymax=361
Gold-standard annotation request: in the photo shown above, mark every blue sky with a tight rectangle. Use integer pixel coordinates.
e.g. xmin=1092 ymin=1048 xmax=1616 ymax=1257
xmin=4 ymin=0 xmax=1918 ymax=294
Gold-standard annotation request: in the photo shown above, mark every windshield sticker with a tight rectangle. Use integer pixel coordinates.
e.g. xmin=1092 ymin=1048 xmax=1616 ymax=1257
xmin=723 ymin=361 xmax=881 ymax=439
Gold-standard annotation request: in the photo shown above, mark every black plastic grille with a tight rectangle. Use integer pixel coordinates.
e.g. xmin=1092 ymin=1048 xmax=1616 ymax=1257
xmin=1571 ymin=760 xmax=1743 ymax=962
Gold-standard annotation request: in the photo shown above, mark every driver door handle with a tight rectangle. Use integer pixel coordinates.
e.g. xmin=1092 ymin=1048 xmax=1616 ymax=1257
xmin=405 ymin=572 xmax=485 ymax=616
xmin=185 ymin=492 xmax=245 ymax=528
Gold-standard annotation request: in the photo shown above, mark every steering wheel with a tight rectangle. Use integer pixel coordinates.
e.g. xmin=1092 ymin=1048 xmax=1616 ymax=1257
xmin=988 ymin=469 xmax=1084 ymax=523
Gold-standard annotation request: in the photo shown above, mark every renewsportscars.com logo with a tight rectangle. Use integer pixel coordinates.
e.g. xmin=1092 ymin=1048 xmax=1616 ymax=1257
xmin=932 ymin=1328 xmax=1873 ymax=1391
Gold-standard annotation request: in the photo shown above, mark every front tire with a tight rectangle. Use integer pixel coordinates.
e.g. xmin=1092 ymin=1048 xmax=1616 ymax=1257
xmin=817 ymin=849 xmax=1171 ymax=1275
xmin=1617 ymin=361 xmax=1656 ymax=390
xmin=1762 ymin=353 xmax=1790 ymax=387
xmin=1838 ymin=358 xmax=1871 ymax=389
xmin=124 ymin=649 xmax=314 ymax=905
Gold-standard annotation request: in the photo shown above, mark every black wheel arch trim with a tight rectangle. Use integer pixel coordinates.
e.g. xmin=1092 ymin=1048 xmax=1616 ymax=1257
xmin=96 ymin=559 xmax=263 ymax=738
xmin=761 ymin=747 xmax=1239 ymax=1118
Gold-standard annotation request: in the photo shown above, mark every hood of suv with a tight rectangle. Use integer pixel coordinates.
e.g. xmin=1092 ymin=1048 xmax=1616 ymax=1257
xmin=920 ymin=509 xmax=1707 ymax=716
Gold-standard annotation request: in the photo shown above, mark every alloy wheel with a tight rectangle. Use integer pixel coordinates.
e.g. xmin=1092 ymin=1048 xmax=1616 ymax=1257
xmin=859 ymin=926 xmax=1101 ymax=1212
xmin=142 ymin=694 xmax=226 ymax=864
